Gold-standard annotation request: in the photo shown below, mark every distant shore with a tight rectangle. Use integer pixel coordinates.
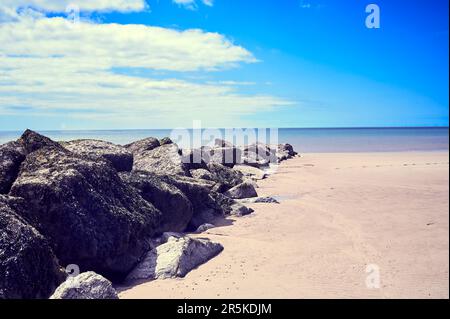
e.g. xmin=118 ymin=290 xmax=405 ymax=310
xmin=120 ymin=151 xmax=449 ymax=299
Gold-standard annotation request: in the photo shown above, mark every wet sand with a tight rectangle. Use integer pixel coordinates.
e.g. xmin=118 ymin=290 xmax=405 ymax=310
xmin=119 ymin=151 xmax=449 ymax=299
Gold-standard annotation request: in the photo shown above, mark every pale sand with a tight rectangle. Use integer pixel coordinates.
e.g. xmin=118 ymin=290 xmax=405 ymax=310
xmin=119 ymin=152 xmax=449 ymax=299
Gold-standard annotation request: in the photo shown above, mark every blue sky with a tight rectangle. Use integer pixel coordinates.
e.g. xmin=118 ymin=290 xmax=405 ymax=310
xmin=0 ymin=0 xmax=448 ymax=130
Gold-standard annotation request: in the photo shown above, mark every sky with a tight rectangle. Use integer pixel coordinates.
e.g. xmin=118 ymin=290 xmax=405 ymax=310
xmin=0 ymin=0 xmax=448 ymax=130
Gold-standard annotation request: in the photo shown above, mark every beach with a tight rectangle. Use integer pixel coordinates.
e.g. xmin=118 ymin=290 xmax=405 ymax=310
xmin=119 ymin=151 xmax=449 ymax=299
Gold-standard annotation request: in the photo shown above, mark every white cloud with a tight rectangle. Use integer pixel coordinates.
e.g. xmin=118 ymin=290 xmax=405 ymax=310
xmin=173 ymin=0 xmax=213 ymax=11
xmin=0 ymin=15 xmax=292 ymax=128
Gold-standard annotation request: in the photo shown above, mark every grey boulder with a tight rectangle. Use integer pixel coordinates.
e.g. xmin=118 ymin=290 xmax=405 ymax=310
xmin=133 ymin=144 xmax=188 ymax=176
xmin=61 ymin=139 xmax=133 ymax=172
xmin=206 ymin=162 xmax=244 ymax=192
xmin=224 ymin=182 xmax=258 ymax=199
xmin=1 ymin=196 xmax=64 ymax=299
xmin=124 ymin=137 xmax=160 ymax=154
xmin=126 ymin=234 xmax=223 ymax=282
xmin=50 ymin=272 xmax=118 ymax=299
xmin=0 ymin=142 xmax=26 ymax=194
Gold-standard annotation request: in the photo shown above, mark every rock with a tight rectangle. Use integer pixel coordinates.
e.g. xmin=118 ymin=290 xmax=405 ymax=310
xmin=241 ymin=151 xmax=271 ymax=168
xmin=133 ymin=144 xmax=188 ymax=176
xmin=50 ymin=272 xmax=118 ymax=299
xmin=209 ymin=192 xmax=254 ymax=217
xmin=0 ymin=141 xmax=26 ymax=194
xmin=189 ymin=168 xmax=214 ymax=181
xmin=9 ymin=147 xmax=161 ymax=281
xmin=204 ymin=147 xmax=242 ymax=168
xmin=159 ymin=137 xmax=173 ymax=146
xmin=214 ymin=138 xmax=234 ymax=148
xmin=0 ymin=195 xmax=64 ymax=299
xmin=206 ymin=163 xmax=244 ymax=192
xmin=124 ymin=137 xmax=160 ymax=154
xmin=61 ymin=139 xmax=133 ymax=172
xmin=238 ymin=196 xmax=280 ymax=204
xmin=232 ymin=164 xmax=267 ymax=181
xmin=17 ymin=129 xmax=63 ymax=154
xmin=224 ymin=182 xmax=258 ymax=199
xmin=181 ymin=149 xmax=208 ymax=170
xmin=157 ymin=175 xmax=223 ymax=230
xmin=119 ymin=171 xmax=193 ymax=233
xmin=126 ymin=235 xmax=223 ymax=282
xmin=276 ymin=143 xmax=298 ymax=162
xmin=196 ymin=223 xmax=215 ymax=233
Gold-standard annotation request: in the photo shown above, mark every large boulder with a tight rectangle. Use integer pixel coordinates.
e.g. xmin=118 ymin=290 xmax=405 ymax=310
xmin=203 ymin=147 xmax=242 ymax=168
xmin=124 ymin=137 xmax=160 ymax=154
xmin=0 ymin=142 xmax=26 ymax=194
xmin=50 ymin=272 xmax=118 ymax=299
xmin=189 ymin=168 xmax=214 ymax=181
xmin=214 ymin=138 xmax=234 ymax=148
xmin=119 ymin=171 xmax=193 ymax=233
xmin=232 ymin=164 xmax=267 ymax=181
xmin=9 ymin=147 xmax=161 ymax=281
xmin=126 ymin=234 xmax=223 ymax=282
xmin=224 ymin=182 xmax=258 ymax=199
xmin=242 ymin=143 xmax=277 ymax=167
xmin=133 ymin=144 xmax=188 ymax=176
xmin=206 ymin=163 xmax=244 ymax=192
xmin=159 ymin=137 xmax=173 ymax=146
xmin=0 ymin=195 xmax=64 ymax=299
xmin=61 ymin=139 xmax=133 ymax=172
xmin=17 ymin=129 xmax=64 ymax=154
xmin=181 ymin=149 xmax=208 ymax=170
xmin=276 ymin=143 xmax=298 ymax=162
xmin=209 ymin=192 xmax=254 ymax=217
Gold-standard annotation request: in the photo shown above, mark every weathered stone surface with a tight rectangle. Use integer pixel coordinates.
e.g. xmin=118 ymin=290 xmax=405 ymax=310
xmin=276 ymin=143 xmax=298 ymax=162
xmin=209 ymin=192 xmax=254 ymax=217
xmin=50 ymin=272 xmax=118 ymax=299
xmin=61 ymin=139 xmax=133 ymax=172
xmin=133 ymin=144 xmax=188 ymax=176
xmin=232 ymin=164 xmax=267 ymax=181
xmin=203 ymin=147 xmax=242 ymax=168
xmin=159 ymin=137 xmax=173 ymax=146
xmin=189 ymin=168 xmax=214 ymax=181
xmin=242 ymin=143 xmax=277 ymax=167
xmin=120 ymin=171 xmax=193 ymax=233
xmin=224 ymin=182 xmax=258 ymax=199
xmin=181 ymin=149 xmax=208 ymax=170
xmin=207 ymin=162 xmax=244 ymax=192
xmin=17 ymin=129 xmax=64 ymax=154
xmin=0 ymin=142 xmax=26 ymax=194
xmin=0 ymin=195 xmax=64 ymax=299
xmin=126 ymin=235 xmax=223 ymax=282
xmin=196 ymin=223 xmax=216 ymax=233
xmin=9 ymin=147 xmax=161 ymax=281
xmin=124 ymin=137 xmax=160 ymax=154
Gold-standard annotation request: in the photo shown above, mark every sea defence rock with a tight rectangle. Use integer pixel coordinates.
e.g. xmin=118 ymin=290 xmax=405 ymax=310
xmin=124 ymin=137 xmax=160 ymax=154
xmin=276 ymin=143 xmax=298 ymax=162
xmin=126 ymin=234 xmax=223 ymax=282
xmin=17 ymin=129 xmax=64 ymax=154
xmin=238 ymin=196 xmax=280 ymax=204
xmin=207 ymin=162 xmax=244 ymax=192
xmin=120 ymin=171 xmax=193 ymax=233
xmin=224 ymin=182 xmax=258 ymax=199
xmin=50 ymin=272 xmax=118 ymax=299
xmin=9 ymin=147 xmax=161 ymax=281
xmin=203 ymin=147 xmax=242 ymax=168
xmin=133 ymin=144 xmax=188 ymax=176
xmin=232 ymin=164 xmax=267 ymax=181
xmin=61 ymin=139 xmax=133 ymax=172
xmin=0 ymin=142 xmax=26 ymax=194
xmin=159 ymin=137 xmax=173 ymax=146
xmin=181 ymin=149 xmax=208 ymax=170
xmin=190 ymin=168 xmax=214 ymax=181
xmin=209 ymin=192 xmax=254 ymax=217
xmin=0 ymin=196 xmax=64 ymax=299
xmin=214 ymin=138 xmax=234 ymax=148
xmin=195 ymin=223 xmax=216 ymax=233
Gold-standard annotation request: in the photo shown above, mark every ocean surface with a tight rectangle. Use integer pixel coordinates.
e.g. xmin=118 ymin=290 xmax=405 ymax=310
xmin=0 ymin=127 xmax=448 ymax=153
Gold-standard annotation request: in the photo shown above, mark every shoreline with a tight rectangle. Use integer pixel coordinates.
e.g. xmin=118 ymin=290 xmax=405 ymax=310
xmin=119 ymin=151 xmax=449 ymax=299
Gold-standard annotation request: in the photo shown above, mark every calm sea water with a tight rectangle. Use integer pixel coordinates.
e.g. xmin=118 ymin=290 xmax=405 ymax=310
xmin=0 ymin=128 xmax=448 ymax=153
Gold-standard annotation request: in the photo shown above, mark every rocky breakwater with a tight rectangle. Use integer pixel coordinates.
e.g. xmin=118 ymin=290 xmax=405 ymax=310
xmin=0 ymin=130 xmax=298 ymax=299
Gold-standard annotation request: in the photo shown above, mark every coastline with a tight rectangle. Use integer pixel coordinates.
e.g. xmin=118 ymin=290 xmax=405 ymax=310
xmin=119 ymin=151 xmax=449 ymax=299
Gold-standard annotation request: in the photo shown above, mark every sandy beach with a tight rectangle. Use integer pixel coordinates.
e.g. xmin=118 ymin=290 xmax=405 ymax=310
xmin=119 ymin=151 xmax=449 ymax=299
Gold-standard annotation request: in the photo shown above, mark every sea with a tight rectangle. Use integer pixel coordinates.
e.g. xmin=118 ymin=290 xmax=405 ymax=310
xmin=0 ymin=127 xmax=448 ymax=153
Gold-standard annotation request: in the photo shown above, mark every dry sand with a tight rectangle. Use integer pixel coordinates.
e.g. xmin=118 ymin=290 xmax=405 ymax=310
xmin=119 ymin=152 xmax=449 ymax=299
